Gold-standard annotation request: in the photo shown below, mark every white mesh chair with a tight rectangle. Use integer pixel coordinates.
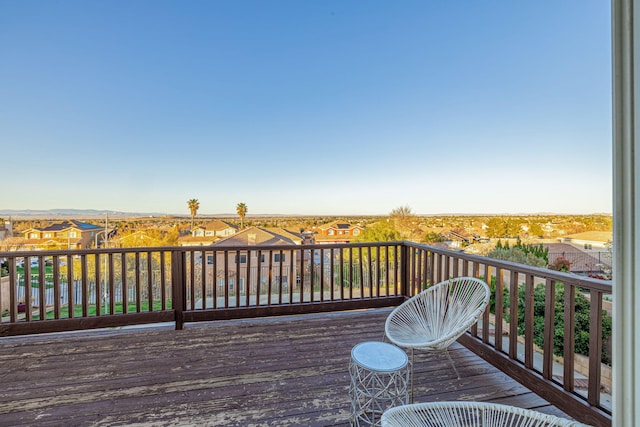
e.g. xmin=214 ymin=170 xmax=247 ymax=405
xmin=381 ymin=401 xmax=590 ymax=427
xmin=384 ymin=277 xmax=491 ymax=398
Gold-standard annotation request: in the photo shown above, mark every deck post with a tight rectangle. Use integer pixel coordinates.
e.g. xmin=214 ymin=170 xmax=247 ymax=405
xmin=171 ymin=249 xmax=186 ymax=330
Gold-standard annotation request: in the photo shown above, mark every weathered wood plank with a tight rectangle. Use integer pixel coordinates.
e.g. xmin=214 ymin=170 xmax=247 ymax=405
xmin=0 ymin=309 xmax=575 ymax=426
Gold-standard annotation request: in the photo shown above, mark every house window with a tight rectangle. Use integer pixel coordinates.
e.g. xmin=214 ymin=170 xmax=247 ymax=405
xmin=44 ymin=233 xmax=52 ymax=238
xmin=274 ymin=253 xmax=286 ymax=263
xmin=353 ymin=229 xmax=360 ymax=236
xmin=69 ymin=231 xmax=77 ymax=238
xmin=235 ymin=254 xmax=247 ymax=264
xmin=219 ymin=278 xmax=237 ymax=291
xmin=328 ymin=229 xmax=334 ymax=235
xmin=258 ymin=254 xmax=266 ymax=263
xmin=207 ymin=255 xmax=214 ymax=265
xmin=29 ymin=233 xmax=38 ymax=239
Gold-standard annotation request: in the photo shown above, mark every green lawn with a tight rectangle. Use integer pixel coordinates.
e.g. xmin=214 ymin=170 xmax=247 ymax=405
xmin=17 ymin=266 xmax=54 ymax=276
xmin=38 ymin=300 xmax=171 ymax=319
xmin=0 ymin=301 xmax=172 ymax=320
xmin=14 ymin=266 xmax=58 ymax=288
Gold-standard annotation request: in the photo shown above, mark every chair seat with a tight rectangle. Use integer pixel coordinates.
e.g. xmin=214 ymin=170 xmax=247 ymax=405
xmin=381 ymin=402 xmax=590 ymax=427
xmin=385 ymin=277 xmax=491 ymax=352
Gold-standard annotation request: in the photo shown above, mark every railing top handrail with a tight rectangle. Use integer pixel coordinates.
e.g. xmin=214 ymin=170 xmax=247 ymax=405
xmin=0 ymin=247 xmax=180 ymax=257
xmin=404 ymin=241 xmax=612 ymax=294
xmin=0 ymin=241 xmax=405 ymax=257
xmin=0 ymin=240 xmax=612 ymax=293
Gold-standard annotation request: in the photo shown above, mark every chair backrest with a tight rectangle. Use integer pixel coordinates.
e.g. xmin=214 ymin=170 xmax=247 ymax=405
xmin=381 ymin=401 xmax=587 ymax=426
xmin=385 ymin=277 xmax=491 ymax=351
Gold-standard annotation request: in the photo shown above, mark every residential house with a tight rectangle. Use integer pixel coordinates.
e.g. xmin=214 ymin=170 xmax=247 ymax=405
xmin=558 ymin=231 xmax=613 ymax=250
xmin=542 ymin=242 xmax=612 ymax=277
xmin=545 ymin=231 xmax=613 ymax=277
xmin=22 ymin=220 xmax=103 ymax=250
xmin=315 ymin=221 xmax=364 ymax=242
xmin=178 ymin=220 xmax=238 ymax=246
xmin=442 ymin=230 xmax=472 ymax=248
xmin=208 ymin=227 xmax=306 ymax=294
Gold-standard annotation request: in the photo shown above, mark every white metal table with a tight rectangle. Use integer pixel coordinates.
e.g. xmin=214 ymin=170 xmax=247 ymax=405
xmin=349 ymin=341 xmax=410 ymax=427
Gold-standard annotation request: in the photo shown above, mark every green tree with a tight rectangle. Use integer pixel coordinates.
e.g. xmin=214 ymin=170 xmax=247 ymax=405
xmin=485 ymin=217 xmax=506 ymax=238
xmin=390 ymin=205 xmax=417 ymax=240
xmin=187 ymin=199 xmax=200 ymax=230
xmin=487 ymin=246 xmax=547 ymax=268
xmin=527 ymin=222 xmax=545 ymax=238
xmin=353 ymin=221 xmax=400 ymax=242
xmin=513 ymin=238 xmax=549 ymax=263
xmin=485 ymin=217 xmax=524 ymax=238
xmin=236 ymin=202 xmax=248 ymax=228
xmin=422 ymin=232 xmax=445 ymax=244
xmin=505 ymin=217 xmax=524 ymax=237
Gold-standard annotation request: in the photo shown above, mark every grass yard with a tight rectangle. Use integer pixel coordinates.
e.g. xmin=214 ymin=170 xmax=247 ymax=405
xmin=16 ymin=266 xmax=55 ymax=276
xmin=1 ymin=301 xmax=172 ymax=320
xmin=37 ymin=300 xmax=171 ymax=320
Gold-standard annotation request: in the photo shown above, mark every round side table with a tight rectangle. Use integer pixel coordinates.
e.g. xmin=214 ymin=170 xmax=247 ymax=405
xmin=349 ymin=341 xmax=410 ymax=427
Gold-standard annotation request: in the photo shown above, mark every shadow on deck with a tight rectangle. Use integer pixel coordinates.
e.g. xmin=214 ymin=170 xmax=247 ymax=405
xmin=0 ymin=308 xmax=573 ymax=426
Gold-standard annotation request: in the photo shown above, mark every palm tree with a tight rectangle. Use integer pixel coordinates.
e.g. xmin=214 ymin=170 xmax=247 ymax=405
xmin=236 ymin=202 xmax=248 ymax=229
xmin=187 ymin=199 xmax=200 ymax=230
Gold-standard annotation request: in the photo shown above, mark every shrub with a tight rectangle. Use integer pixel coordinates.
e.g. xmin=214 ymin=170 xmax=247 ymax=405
xmin=487 ymin=276 xmax=612 ymax=365
xmin=549 ymin=256 xmax=571 ymax=272
xmin=493 ymin=238 xmax=549 ymax=264
xmin=487 ymin=247 xmax=547 ymax=268
xmin=487 ymin=276 xmax=508 ymax=315
xmin=509 ymin=282 xmax=612 ymax=365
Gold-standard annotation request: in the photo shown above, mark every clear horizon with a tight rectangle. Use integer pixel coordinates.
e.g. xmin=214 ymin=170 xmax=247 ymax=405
xmin=2 ymin=1 xmax=612 ymax=216
xmin=0 ymin=208 xmax=613 ymax=219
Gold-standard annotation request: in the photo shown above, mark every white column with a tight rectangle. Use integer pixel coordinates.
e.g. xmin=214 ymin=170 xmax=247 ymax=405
xmin=613 ymin=1 xmax=640 ymax=425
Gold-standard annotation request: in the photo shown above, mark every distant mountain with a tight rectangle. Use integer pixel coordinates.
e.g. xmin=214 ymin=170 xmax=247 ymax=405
xmin=0 ymin=209 xmax=166 ymax=219
xmin=0 ymin=209 xmax=612 ymax=220
xmin=0 ymin=209 xmax=294 ymax=220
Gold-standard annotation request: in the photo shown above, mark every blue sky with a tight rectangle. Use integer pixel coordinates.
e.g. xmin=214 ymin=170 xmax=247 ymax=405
xmin=1 ymin=1 xmax=612 ymax=216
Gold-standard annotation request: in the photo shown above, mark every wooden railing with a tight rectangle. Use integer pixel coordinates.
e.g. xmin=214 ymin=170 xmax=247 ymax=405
xmin=404 ymin=242 xmax=612 ymax=426
xmin=0 ymin=242 xmax=406 ymax=334
xmin=0 ymin=242 xmax=612 ymax=425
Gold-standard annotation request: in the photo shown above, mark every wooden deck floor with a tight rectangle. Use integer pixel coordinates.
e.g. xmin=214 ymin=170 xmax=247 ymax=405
xmin=0 ymin=308 xmax=573 ymax=426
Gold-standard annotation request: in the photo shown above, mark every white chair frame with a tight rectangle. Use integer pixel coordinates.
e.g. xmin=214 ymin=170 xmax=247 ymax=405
xmin=381 ymin=401 xmax=590 ymax=427
xmin=384 ymin=276 xmax=491 ymax=400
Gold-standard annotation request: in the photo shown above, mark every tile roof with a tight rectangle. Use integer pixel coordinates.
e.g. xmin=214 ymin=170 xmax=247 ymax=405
xmin=543 ymin=243 xmax=612 ymax=270
xmin=317 ymin=220 xmax=363 ymax=231
xmin=195 ymin=220 xmax=238 ymax=232
xmin=212 ymin=227 xmax=302 ymax=247
xmin=34 ymin=220 xmax=102 ymax=232
xmin=561 ymin=231 xmax=613 ymax=243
